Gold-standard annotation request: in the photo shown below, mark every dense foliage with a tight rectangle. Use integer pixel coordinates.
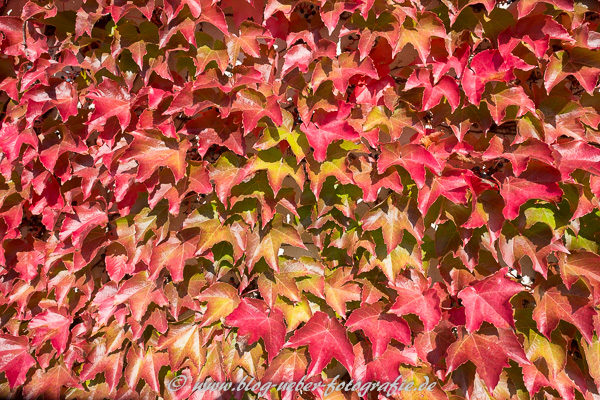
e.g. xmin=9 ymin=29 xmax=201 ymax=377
xmin=2 ymin=0 xmax=600 ymax=399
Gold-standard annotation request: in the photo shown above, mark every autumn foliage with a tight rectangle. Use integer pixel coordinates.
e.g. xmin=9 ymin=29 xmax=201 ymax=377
xmin=2 ymin=0 xmax=600 ymax=398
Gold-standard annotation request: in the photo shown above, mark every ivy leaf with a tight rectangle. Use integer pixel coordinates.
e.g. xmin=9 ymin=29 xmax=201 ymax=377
xmin=225 ymin=21 xmax=270 ymax=62
xmin=524 ymin=328 xmax=567 ymax=379
xmin=517 ymin=0 xmax=574 ymax=18
xmin=311 ymin=52 xmax=378 ymax=94
xmin=0 ymin=334 xmax=36 ymax=389
xmin=558 ymin=251 xmax=600 ymax=301
xmin=500 ymin=163 xmax=563 ymax=220
xmin=345 ymin=11 xmax=401 ymax=61
xmin=209 ymin=152 xmax=248 ymax=205
xmin=553 ymin=140 xmax=600 ymax=180
xmin=184 ymin=110 xmax=245 ymax=158
xmin=484 ymin=85 xmax=537 ymax=125
xmin=532 ymin=280 xmax=596 ymax=344
xmin=499 ymin=224 xmax=565 ymax=278
xmin=363 ymin=104 xmax=425 ymax=141
xmin=86 ymin=79 xmax=133 ymax=131
xmin=301 ymin=102 xmax=360 ymax=162
xmin=522 ymin=364 xmax=551 ymax=395
xmin=462 ymin=50 xmax=533 ymax=105
xmin=324 ymin=267 xmax=361 ymax=317
xmin=582 ymin=338 xmax=600 ymax=387
xmin=0 ymin=124 xmax=38 ymax=163
xmin=458 ymin=268 xmax=523 ymax=332
xmin=59 ymin=203 xmax=108 ymax=248
xmin=262 ymin=348 xmax=308 ymax=385
xmin=364 ymin=345 xmax=419 ymax=383
xmin=197 ymin=0 xmax=228 ymax=34
xmin=545 ymin=48 xmax=600 ymax=95
xmin=122 ymin=130 xmax=190 ymax=183
xmin=149 ymin=236 xmax=197 ymax=282
xmin=245 ymin=214 xmax=307 ymax=272
xmin=390 ymin=271 xmax=442 ymax=331
xmin=225 ymin=298 xmax=286 ymax=362
xmin=349 ymin=156 xmax=403 ymax=203
xmin=405 ymin=69 xmax=460 ymax=111
xmin=254 ymin=109 xmax=310 ymax=163
xmin=498 ymin=15 xmax=573 ymax=59
xmin=124 ymin=344 xmax=169 ymax=394
xmin=361 ymin=195 xmax=424 ymax=254
xmin=196 ymin=282 xmax=240 ymax=328
xmin=244 ymin=148 xmax=305 ymax=195
xmin=320 ymin=0 xmax=362 ymax=35
xmin=23 ymin=362 xmax=82 ymax=400
xmin=346 ymin=302 xmax=411 ymax=358
xmin=231 ymin=89 xmax=283 ymax=134
xmin=441 ymin=0 xmax=495 ymax=24
xmin=113 ymin=271 xmax=160 ymax=321
xmin=397 ymin=12 xmax=447 ymax=63
xmin=284 ymin=311 xmax=355 ymax=377
xmin=305 ymin=142 xmax=356 ymax=198
xmin=446 ymin=327 xmax=530 ymax=390
xmin=417 ymin=170 xmax=473 ymax=216
xmin=378 ymin=143 xmax=442 ymax=188
xmin=194 ymin=36 xmax=229 ymax=74
xmin=29 ymin=309 xmax=72 ymax=355
xmin=79 ymin=341 xmax=124 ymax=393
xmin=257 ymin=258 xmax=317 ymax=307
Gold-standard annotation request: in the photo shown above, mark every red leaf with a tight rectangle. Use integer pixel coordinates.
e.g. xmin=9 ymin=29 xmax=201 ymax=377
xmin=87 ymin=80 xmax=133 ymax=131
xmin=484 ymin=85 xmax=536 ymax=125
xmin=285 ymin=311 xmax=355 ymax=377
xmin=446 ymin=328 xmax=530 ymax=390
xmin=533 ymin=280 xmax=596 ymax=344
xmin=378 ymin=143 xmax=442 ymax=188
xmin=517 ymin=0 xmax=574 ymax=18
xmin=498 ymin=15 xmax=573 ymax=59
xmin=114 ymin=271 xmax=161 ymax=320
xmin=122 ymin=130 xmax=191 ymax=183
xmin=29 ymin=309 xmax=72 ymax=355
xmin=301 ymin=102 xmax=360 ymax=162
xmin=405 ymin=69 xmax=460 ymax=111
xmin=124 ymin=344 xmax=169 ymax=393
xmin=458 ymin=268 xmax=523 ymax=332
xmin=23 ymin=362 xmax=82 ymax=400
xmin=59 ymin=203 xmax=108 ymax=248
xmin=262 ymin=348 xmax=309 ymax=385
xmin=231 ymin=89 xmax=283 ymax=134
xmin=417 ymin=169 xmax=472 ymax=216
xmin=185 ymin=111 xmax=245 ymax=158
xmin=156 ymin=320 xmax=204 ymax=370
xmin=364 ymin=345 xmax=418 ymax=383
xmin=346 ymin=302 xmax=410 ymax=358
xmin=559 ymin=251 xmax=600 ymax=300
xmin=500 ymin=163 xmax=563 ymax=220
xmin=545 ymin=48 xmax=600 ymax=95
xmin=0 ymin=334 xmax=36 ymax=389
xmin=396 ymin=12 xmax=447 ymax=63
xmin=312 ymin=52 xmax=378 ymax=94
xmin=282 ymin=44 xmax=314 ymax=76
xmin=149 ymin=236 xmax=197 ymax=282
xmin=0 ymin=124 xmax=38 ymax=163
xmin=390 ymin=271 xmax=441 ymax=332
xmin=361 ymin=195 xmax=424 ymax=254
xmin=196 ymin=282 xmax=240 ymax=327
xmin=225 ymin=298 xmax=286 ymax=362
xmin=553 ymin=140 xmax=600 ymax=180
xmin=79 ymin=341 xmax=124 ymax=392
xmin=462 ymin=50 xmax=534 ymax=105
